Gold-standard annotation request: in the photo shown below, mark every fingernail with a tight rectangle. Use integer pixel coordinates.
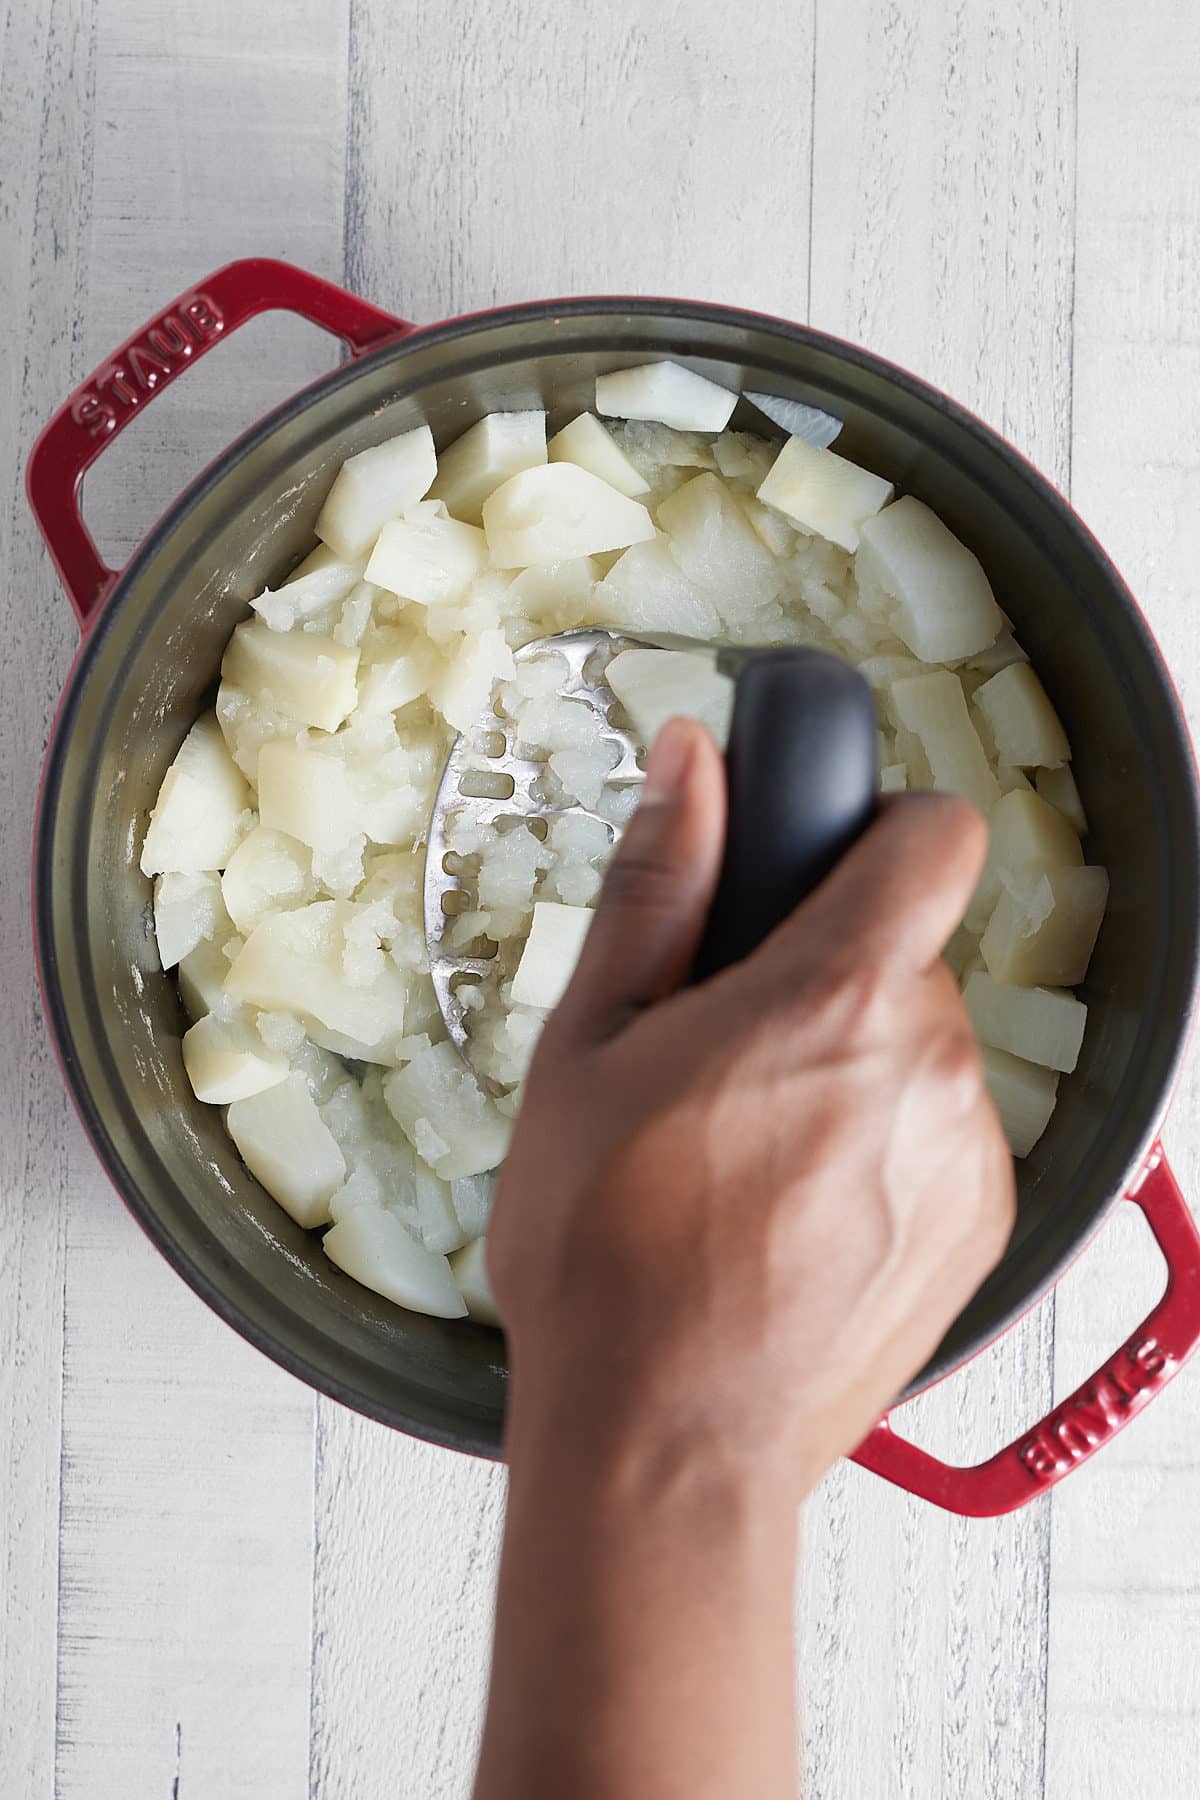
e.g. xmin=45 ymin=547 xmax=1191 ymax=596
xmin=643 ymin=718 xmax=694 ymax=802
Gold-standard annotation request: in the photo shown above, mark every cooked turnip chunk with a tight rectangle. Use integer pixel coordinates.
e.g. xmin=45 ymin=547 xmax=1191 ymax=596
xmin=548 ymin=412 xmax=650 ymax=497
xmin=980 ymin=1047 xmax=1060 ymax=1158
xmin=967 ymin=627 xmax=1029 ymax=677
xmin=182 ymin=1013 xmax=289 ymax=1104
xmin=257 ymin=741 xmax=362 ymax=853
xmin=322 ymin=1206 xmax=467 ymax=1317
xmin=483 ymin=464 xmax=655 ymax=567
xmin=221 ymin=825 xmax=315 ymax=935
xmin=427 ymin=625 xmax=515 ymax=734
xmin=226 ymin=1073 xmax=347 ymax=1228
xmin=153 ymin=871 xmax=226 ymax=970
xmin=1036 ymin=764 xmax=1089 ymax=835
xmin=252 ymin=559 xmax=363 ymax=633
xmin=383 ymin=1041 xmax=511 ymax=1180
xmin=973 ymin=664 xmax=1069 ymax=768
xmin=981 ymin=864 xmax=1109 ymax=987
xmin=222 ymin=621 xmax=359 ymax=733
xmin=224 ymin=901 xmax=409 ymax=1056
xmin=890 ymin=672 xmax=1000 ymax=813
xmin=510 ymin=902 xmax=593 ymax=1010
xmin=450 ymin=1235 xmax=501 ymax=1326
xmin=744 ymin=392 xmax=843 ymax=448
xmin=963 ymin=972 xmax=1087 ymax=1072
xmin=430 ymin=410 xmax=547 ymax=525
xmin=451 ymin=1173 xmax=495 ymax=1242
xmin=357 ymin=626 xmax=440 ymax=715
xmin=657 ymin=474 xmax=781 ymax=620
xmin=592 ymin=538 xmax=721 ymax=639
xmin=506 ymin=558 xmax=600 ymax=632
xmin=364 ymin=513 xmax=488 ymax=606
xmin=879 ymin=763 xmax=908 ymax=793
xmin=595 ymin=360 xmax=737 ymax=432
xmin=606 ymin=647 xmax=734 ymax=748
xmin=411 ymin=1156 xmax=471 ymax=1255
xmin=178 ymin=932 xmax=243 ymax=1020
xmin=756 ymin=439 xmax=893 ymax=553
xmin=855 ymin=497 xmax=1004 ymax=662
xmin=141 ymin=714 xmax=250 ymax=876
xmin=316 ymin=424 xmax=437 ymax=558
xmin=965 ymin=788 xmax=1084 ymax=932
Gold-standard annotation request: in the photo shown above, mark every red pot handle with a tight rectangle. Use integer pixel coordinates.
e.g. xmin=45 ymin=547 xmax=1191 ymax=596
xmin=851 ymin=1149 xmax=1200 ymax=1516
xmin=25 ymin=257 xmax=411 ymax=629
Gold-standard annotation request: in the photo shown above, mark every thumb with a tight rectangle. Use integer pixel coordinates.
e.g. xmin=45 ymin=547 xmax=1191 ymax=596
xmin=554 ymin=716 xmax=727 ymax=1045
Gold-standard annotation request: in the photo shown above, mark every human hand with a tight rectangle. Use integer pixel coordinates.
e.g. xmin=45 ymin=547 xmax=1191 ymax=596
xmin=489 ymin=715 xmax=1016 ymax=1496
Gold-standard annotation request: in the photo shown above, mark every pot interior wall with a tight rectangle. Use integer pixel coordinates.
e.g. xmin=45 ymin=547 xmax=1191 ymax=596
xmin=39 ymin=304 xmax=1200 ymax=1451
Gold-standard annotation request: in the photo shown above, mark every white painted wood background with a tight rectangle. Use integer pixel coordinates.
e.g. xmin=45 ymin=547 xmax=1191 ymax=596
xmin=2 ymin=0 xmax=1199 ymax=1793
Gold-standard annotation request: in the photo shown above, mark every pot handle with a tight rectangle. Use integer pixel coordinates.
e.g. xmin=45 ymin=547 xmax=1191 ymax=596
xmin=851 ymin=1149 xmax=1200 ymax=1516
xmin=25 ymin=257 xmax=411 ymax=629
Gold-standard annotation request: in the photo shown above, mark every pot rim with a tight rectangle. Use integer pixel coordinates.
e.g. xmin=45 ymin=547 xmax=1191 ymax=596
xmin=32 ymin=292 xmax=1200 ymax=1445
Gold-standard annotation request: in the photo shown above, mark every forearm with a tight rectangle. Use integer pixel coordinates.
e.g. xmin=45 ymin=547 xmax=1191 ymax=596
xmin=473 ymin=1376 xmax=800 ymax=1800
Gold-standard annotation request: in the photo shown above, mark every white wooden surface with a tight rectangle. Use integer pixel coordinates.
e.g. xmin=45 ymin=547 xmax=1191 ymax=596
xmin=2 ymin=2 xmax=1198 ymax=1794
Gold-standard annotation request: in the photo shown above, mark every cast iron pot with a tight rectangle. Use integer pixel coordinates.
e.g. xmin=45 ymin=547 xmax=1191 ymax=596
xmin=28 ymin=259 xmax=1200 ymax=1517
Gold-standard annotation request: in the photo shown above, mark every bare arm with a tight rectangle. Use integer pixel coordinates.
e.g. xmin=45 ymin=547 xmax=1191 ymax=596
xmin=474 ymin=718 xmax=1015 ymax=1800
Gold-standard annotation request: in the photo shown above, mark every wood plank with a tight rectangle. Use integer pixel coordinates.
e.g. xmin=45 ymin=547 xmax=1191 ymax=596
xmin=1047 ymin=7 xmax=1200 ymax=1791
xmin=0 ymin=1 xmax=98 ymax=1792
xmin=800 ymin=4 xmax=1075 ymax=1795
xmin=314 ymin=5 xmax=817 ymax=1795
xmin=49 ymin=3 xmax=348 ymax=1795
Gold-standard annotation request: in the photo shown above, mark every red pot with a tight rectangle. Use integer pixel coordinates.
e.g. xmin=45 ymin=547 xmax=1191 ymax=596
xmin=28 ymin=258 xmax=1200 ymax=1516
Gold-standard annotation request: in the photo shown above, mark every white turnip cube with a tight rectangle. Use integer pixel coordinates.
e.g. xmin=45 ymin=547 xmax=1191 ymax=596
xmin=510 ymin=902 xmax=593 ymax=1010
xmin=981 ymin=864 xmax=1109 ymax=987
xmin=963 ymin=971 xmax=1087 ymax=1072
xmin=451 ymin=1173 xmax=495 ymax=1242
xmin=226 ymin=1073 xmax=347 ymax=1228
xmin=592 ymin=537 xmax=721 ymax=640
xmin=178 ymin=931 xmax=243 ymax=1020
xmin=427 ymin=624 xmax=516 ymax=733
xmin=606 ymin=647 xmax=734 ymax=749
xmin=973 ymin=664 xmax=1070 ymax=768
xmin=595 ymin=360 xmax=737 ymax=432
xmin=430 ymin=410 xmax=547 ymax=525
xmin=981 ymin=1046 xmax=1060 ymax=1157
xmin=744 ymin=391 xmax=843 ymax=448
xmin=890 ymin=672 xmax=1000 ymax=814
xmin=222 ymin=620 xmax=359 ymax=733
xmin=1035 ymin=764 xmax=1088 ymax=836
xmin=364 ymin=512 xmax=488 ymax=606
xmin=756 ymin=439 xmax=893 ymax=552
xmin=879 ymin=763 xmax=908 ymax=793
xmin=182 ymin=1013 xmax=289 ymax=1104
xmin=256 ymin=740 xmax=362 ymax=853
xmin=316 ymin=425 xmax=437 ymax=558
xmin=383 ymin=1041 xmax=512 ymax=1180
xmin=548 ymin=412 xmax=650 ymax=497
xmin=506 ymin=557 xmax=601 ymax=632
xmin=224 ymin=900 xmax=409 ymax=1057
xmin=220 ymin=825 xmax=315 ymax=935
xmin=252 ymin=558 xmax=363 ymax=633
xmin=483 ymin=464 xmax=655 ymax=567
xmin=154 ymin=871 xmax=227 ymax=970
xmin=855 ymin=497 xmax=1004 ymax=662
xmin=965 ymin=788 xmax=1083 ymax=932
xmin=450 ymin=1235 xmax=501 ymax=1326
xmin=356 ymin=625 xmax=440 ymax=715
xmin=322 ymin=1206 xmax=467 ymax=1317
xmin=141 ymin=714 xmax=250 ymax=876
xmin=657 ymin=473 xmax=781 ymax=620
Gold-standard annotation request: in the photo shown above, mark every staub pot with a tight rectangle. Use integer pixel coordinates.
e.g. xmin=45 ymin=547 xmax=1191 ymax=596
xmin=29 ymin=259 xmax=1200 ymax=1516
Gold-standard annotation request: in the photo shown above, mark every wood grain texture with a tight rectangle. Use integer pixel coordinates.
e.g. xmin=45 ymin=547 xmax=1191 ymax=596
xmin=46 ymin=3 xmax=348 ymax=1796
xmin=799 ymin=4 xmax=1076 ymax=1796
xmin=0 ymin=2 xmax=97 ymax=1793
xmin=1046 ymin=6 xmax=1200 ymax=1793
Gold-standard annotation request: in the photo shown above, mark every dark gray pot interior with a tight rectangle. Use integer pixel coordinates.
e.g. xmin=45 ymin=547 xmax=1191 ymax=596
xmin=36 ymin=298 xmax=1200 ymax=1454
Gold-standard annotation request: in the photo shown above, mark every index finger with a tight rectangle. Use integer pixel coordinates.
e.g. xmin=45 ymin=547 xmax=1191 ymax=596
xmin=752 ymin=791 xmax=988 ymax=976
